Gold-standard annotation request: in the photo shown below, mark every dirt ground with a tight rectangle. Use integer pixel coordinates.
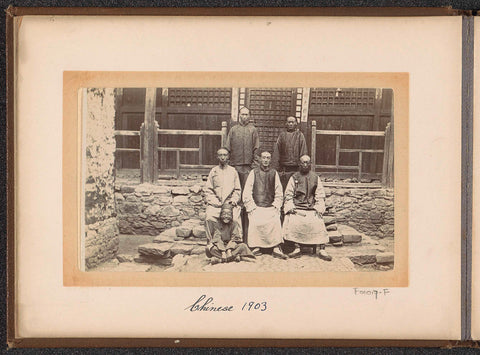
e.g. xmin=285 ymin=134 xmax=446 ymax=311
xmin=91 ymin=234 xmax=394 ymax=273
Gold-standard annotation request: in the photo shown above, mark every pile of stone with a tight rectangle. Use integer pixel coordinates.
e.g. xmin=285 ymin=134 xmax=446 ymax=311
xmin=324 ymin=221 xmax=393 ymax=267
xmin=134 ymin=219 xmax=207 ymax=266
xmin=130 ymin=217 xmax=394 ymax=269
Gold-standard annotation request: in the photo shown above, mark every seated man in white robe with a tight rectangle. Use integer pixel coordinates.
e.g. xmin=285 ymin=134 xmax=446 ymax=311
xmin=204 ymin=148 xmax=242 ymax=242
xmin=242 ymin=151 xmax=287 ymax=259
xmin=282 ymin=155 xmax=332 ymax=261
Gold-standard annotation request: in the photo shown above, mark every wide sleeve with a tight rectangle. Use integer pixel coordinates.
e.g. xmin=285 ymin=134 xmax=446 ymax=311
xmin=230 ymin=223 xmax=242 ymax=243
xmin=212 ymin=228 xmax=227 ymax=251
xmin=226 ymin=168 xmax=241 ymax=205
xmin=283 ymin=176 xmax=296 ymax=213
xmin=251 ymin=127 xmax=260 ymax=168
xmin=299 ymin=131 xmax=308 ymax=157
xmin=313 ymin=176 xmax=326 ymax=214
xmin=225 ymin=128 xmax=232 ymax=152
xmin=271 ymin=134 xmax=282 ymax=170
xmin=204 ymin=169 xmax=222 ymax=207
xmin=242 ymin=170 xmax=257 ymax=213
xmin=272 ymin=171 xmax=283 ymax=211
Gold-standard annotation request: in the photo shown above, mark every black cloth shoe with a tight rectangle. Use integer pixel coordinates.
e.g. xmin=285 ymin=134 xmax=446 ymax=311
xmin=318 ymin=249 xmax=332 ymax=261
xmin=287 ymin=247 xmax=301 ymax=259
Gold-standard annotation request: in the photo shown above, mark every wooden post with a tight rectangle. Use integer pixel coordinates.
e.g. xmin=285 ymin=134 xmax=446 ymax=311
xmin=358 ymin=151 xmax=363 ymax=181
xmin=115 ymin=88 xmax=124 ymax=170
xmin=369 ymin=88 xmax=383 ymax=174
xmin=140 ymin=88 xmax=158 ymax=183
xmin=335 ymin=136 xmax=341 ymax=170
xmin=382 ymin=123 xmax=394 ymax=187
xmin=221 ymin=121 xmax=228 ymax=147
xmin=300 ymin=87 xmax=310 ymax=135
xmin=176 ymin=150 xmax=181 ymax=178
xmin=198 ymin=136 xmax=203 ymax=165
xmin=160 ymin=88 xmax=168 ymax=172
xmin=231 ymin=88 xmax=239 ymax=122
xmin=311 ymin=120 xmax=316 ymax=169
xmin=387 ymin=123 xmax=394 ymax=187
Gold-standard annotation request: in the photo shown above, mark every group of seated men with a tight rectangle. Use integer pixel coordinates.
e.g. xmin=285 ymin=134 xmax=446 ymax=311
xmin=204 ymin=149 xmax=332 ymax=264
xmin=203 ymin=106 xmax=332 ymax=264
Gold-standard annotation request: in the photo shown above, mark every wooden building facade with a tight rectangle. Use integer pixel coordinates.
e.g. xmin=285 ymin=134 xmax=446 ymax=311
xmin=114 ymin=87 xmax=393 ymax=183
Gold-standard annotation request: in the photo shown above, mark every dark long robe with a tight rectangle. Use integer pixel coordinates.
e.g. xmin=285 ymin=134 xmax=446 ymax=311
xmin=206 ymin=220 xmax=255 ymax=259
xmin=225 ymin=123 xmax=260 ymax=167
xmin=272 ymin=129 xmax=308 ymax=189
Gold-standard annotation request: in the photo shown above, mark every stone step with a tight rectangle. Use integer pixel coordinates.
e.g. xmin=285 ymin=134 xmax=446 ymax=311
xmin=327 ymin=224 xmax=362 ymax=244
xmin=138 ymin=243 xmax=171 ymax=257
xmin=338 ymin=225 xmax=362 ymax=244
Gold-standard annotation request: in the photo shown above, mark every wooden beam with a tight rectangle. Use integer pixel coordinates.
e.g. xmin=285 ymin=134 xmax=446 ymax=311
xmin=120 ymin=105 xmax=230 ymax=115
xmin=157 ymin=147 xmax=199 ymax=152
xmin=317 ymin=129 xmax=385 ymax=137
xmin=316 ymin=164 xmax=359 ymax=171
xmin=114 ymin=130 xmax=140 ymax=136
xmin=339 ymin=149 xmax=384 ymax=153
xmin=323 ymin=182 xmax=383 ymax=189
xmin=180 ymin=164 xmax=217 ymax=169
xmin=140 ymin=88 xmax=158 ymax=183
xmin=116 ymin=148 xmax=140 ymax=153
xmin=157 ymin=129 xmax=222 ymax=136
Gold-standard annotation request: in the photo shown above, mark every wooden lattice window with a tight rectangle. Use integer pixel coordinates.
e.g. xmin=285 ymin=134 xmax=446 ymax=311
xmin=168 ymin=88 xmax=231 ymax=108
xmin=310 ymin=88 xmax=376 ymax=108
xmin=247 ymin=88 xmax=296 ymax=152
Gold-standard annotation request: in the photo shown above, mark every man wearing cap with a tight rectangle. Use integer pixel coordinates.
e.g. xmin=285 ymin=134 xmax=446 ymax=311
xmin=282 ymin=154 xmax=332 ymax=261
xmin=205 ymin=203 xmax=256 ymax=264
xmin=242 ymin=151 xmax=287 ymax=259
xmin=272 ymin=116 xmax=308 ymax=191
xmin=204 ymin=148 xmax=242 ymax=242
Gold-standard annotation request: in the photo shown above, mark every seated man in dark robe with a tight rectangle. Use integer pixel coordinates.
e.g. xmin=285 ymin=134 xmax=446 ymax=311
xmin=205 ymin=204 xmax=256 ymax=264
xmin=282 ymin=155 xmax=332 ymax=261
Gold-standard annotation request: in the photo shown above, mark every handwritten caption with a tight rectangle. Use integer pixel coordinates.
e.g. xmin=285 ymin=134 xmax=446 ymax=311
xmin=185 ymin=295 xmax=267 ymax=312
xmin=353 ymin=288 xmax=391 ymax=299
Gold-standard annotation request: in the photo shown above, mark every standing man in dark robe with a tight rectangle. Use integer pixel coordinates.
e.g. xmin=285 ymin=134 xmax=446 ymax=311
xmin=282 ymin=155 xmax=332 ymax=261
xmin=225 ymin=106 xmax=260 ymax=242
xmin=243 ymin=151 xmax=287 ymax=259
xmin=225 ymin=106 xmax=260 ymax=189
xmin=272 ymin=116 xmax=308 ymax=191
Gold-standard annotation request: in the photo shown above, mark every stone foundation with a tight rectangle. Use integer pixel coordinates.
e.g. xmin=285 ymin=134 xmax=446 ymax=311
xmin=115 ymin=178 xmax=394 ymax=239
xmin=115 ymin=179 xmax=206 ymax=235
xmin=84 ymin=88 xmax=119 ymax=269
xmin=324 ymin=187 xmax=394 ymax=238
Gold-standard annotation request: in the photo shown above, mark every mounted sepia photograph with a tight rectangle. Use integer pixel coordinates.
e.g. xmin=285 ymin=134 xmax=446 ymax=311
xmin=80 ymin=85 xmax=396 ymax=275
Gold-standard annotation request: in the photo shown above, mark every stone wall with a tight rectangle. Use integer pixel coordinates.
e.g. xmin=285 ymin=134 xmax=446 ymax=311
xmin=115 ymin=178 xmax=394 ymax=239
xmin=84 ymin=88 xmax=119 ymax=269
xmin=115 ymin=178 xmax=206 ymax=236
xmin=324 ymin=187 xmax=394 ymax=238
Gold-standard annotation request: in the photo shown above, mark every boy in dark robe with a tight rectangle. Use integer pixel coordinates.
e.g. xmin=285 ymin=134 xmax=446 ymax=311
xmin=205 ymin=204 xmax=256 ymax=264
